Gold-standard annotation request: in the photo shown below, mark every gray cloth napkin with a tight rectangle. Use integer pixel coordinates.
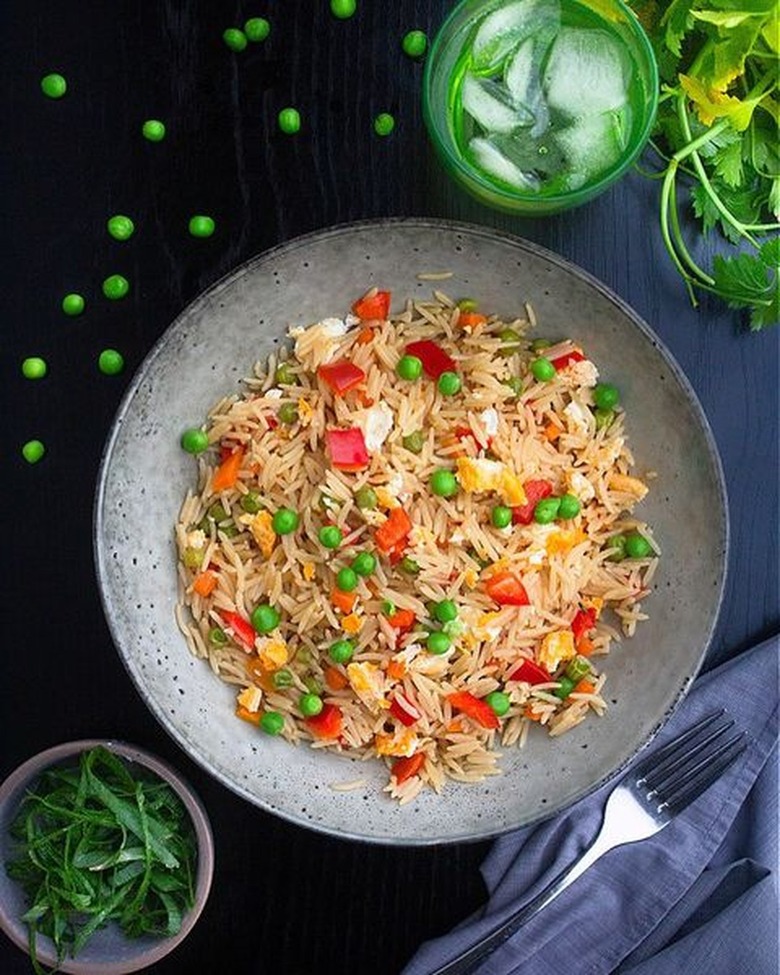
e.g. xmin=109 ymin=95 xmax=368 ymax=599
xmin=404 ymin=634 xmax=779 ymax=975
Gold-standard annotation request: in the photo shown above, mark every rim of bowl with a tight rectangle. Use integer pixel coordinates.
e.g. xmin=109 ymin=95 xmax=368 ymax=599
xmin=0 ymin=739 xmax=214 ymax=975
xmin=422 ymin=0 xmax=660 ymax=210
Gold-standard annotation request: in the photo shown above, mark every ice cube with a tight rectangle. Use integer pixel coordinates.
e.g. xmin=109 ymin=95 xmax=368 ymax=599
xmin=504 ymin=36 xmax=552 ymax=137
xmin=462 ymin=74 xmax=534 ymax=134
xmin=491 ymin=132 xmax=566 ymax=178
xmin=471 ymin=0 xmax=560 ymax=75
xmin=553 ymin=109 xmax=629 ymax=189
xmin=468 ymin=135 xmax=542 ymax=191
xmin=543 ymin=28 xmax=629 ymax=118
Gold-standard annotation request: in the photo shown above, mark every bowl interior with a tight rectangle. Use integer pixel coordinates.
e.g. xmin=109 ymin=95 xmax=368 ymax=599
xmin=94 ymin=218 xmax=727 ymax=845
xmin=423 ymin=0 xmax=659 ymax=214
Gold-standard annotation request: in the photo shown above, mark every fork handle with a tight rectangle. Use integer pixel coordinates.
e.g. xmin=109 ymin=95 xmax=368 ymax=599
xmin=428 ymin=832 xmax=615 ymax=975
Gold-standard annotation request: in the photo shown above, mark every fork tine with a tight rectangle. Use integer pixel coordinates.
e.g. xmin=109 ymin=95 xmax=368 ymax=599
xmin=634 ymin=710 xmax=725 ymax=783
xmin=641 ymin=715 xmax=735 ymax=791
xmin=659 ymin=735 xmax=747 ymax=813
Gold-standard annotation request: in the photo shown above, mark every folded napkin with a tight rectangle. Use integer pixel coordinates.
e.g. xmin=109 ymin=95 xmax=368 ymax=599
xmin=404 ymin=634 xmax=778 ymax=975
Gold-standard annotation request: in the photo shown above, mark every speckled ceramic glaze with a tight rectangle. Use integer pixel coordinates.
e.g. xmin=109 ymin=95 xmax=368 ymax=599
xmin=94 ymin=219 xmax=728 ymax=845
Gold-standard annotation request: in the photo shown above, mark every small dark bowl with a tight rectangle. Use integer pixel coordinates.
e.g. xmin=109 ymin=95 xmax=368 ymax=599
xmin=0 ymin=740 xmax=214 ymax=974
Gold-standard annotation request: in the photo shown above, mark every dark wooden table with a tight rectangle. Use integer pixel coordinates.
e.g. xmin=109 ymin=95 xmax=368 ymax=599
xmin=2 ymin=2 xmax=777 ymax=973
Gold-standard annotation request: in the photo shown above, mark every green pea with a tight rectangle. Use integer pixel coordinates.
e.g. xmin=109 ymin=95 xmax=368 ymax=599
xmin=433 ymin=599 xmax=458 ymax=624
xmin=594 ymin=408 xmax=614 ymax=430
xmin=22 ymin=357 xmax=47 ymax=380
xmin=260 ymin=711 xmax=285 ymax=735
xmin=593 ymin=383 xmax=620 ymax=411
xmin=274 ymin=362 xmax=297 ymax=386
xmin=530 ymin=338 xmax=552 ymax=352
xmin=534 ymin=497 xmax=561 ymax=524
xmin=272 ymin=668 xmax=294 ymax=689
xmin=402 ymin=430 xmax=425 ymax=454
xmin=329 ymin=639 xmax=354 ymax=664
xmin=503 ymin=376 xmax=524 ymax=397
xmin=430 ymin=469 xmax=458 ymax=497
xmin=399 ymin=556 xmax=420 ymax=575
xmin=208 ymin=627 xmax=227 ymax=646
xmin=491 ymin=505 xmax=512 ymax=529
xmin=485 ymin=691 xmax=511 ymax=716
xmin=352 ymin=552 xmax=376 ymax=577
xmin=277 ymin=402 xmax=299 ymax=425
xmin=102 ymin=274 xmax=129 ymax=300
xmin=457 ymin=297 xmax=477 ymax=312
xmin=244 ymin=17 xmax=270 ymax=41
xmin=319 ymin=525 xmax=343 ymax=549
xmin=355 ymin=486 xmax=378 ymax=510
xmin=251 ymin=603 xmax=280 ymax=633
xmin=278 ymin=107 xmax=301 ymax=134
xmin=272 ymin=508 xmax=299 ymax=534
xmin=605 ymin=534 xmax=627 ymax=562
xmin=380 ymin=600 xmax=396 ymax=617
xmin=222 ymin=27 xmax=248 ymax=51
xmin=557 ymin=493 xmax=581 ymax=520
xmin=299 ymin=693 xmax=324 ymax=717
xmin=141 ymin=119 xmax=166 ymax=142
xmin=61 ymin=293 xmax=85 ymax=316
xmin=240 ymin=492 xmax=262 ymax=514
xmin=565 ymin=656 xmax=591 ymax=683
xmin=41 ymin=73 xmax=67 ymax=99
xmin=624 ymin=532 xmax=653 ymax=559
xmin=21 ymin=440 xmax=45 ymax=464
xmin=553 ymin=676 xmax=577 ymax=700
xmin=437 ymin=371 xmax=462 ymax=396
xmin=336 ymin=567 xmax=358 ymax=592
xmin=530 ymin=357 xmax=556 ymax=382
xmin=396 ymin=354 xmax=423 ymax=381
xmin=207 ymin=502 xmax=230 ymax=523
xmin=181 ymin=428 xmax=209 ymax=454
xmin=107 ymin=215 xmax=135 ymax=241
xmin=98 ymin=349 xmax=124 ymax=375
xmin=426 ymin=631 xmax=451 ymax=655
xmin=402 ymin=29 xmax=428 ymax=58
xmin=374 ymin=113 xmax=395 ymax=137
xmin=498 ymin=328 xmax=522 ymax=356
xmin=330 ymin=0 xmax=356 ymax=17
xmin=188 ymin=215 xmax=216 ymax=238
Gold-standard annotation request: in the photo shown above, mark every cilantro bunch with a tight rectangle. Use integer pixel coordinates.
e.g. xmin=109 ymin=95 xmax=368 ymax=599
xmin=630 ymin=0 xmax=779 ymax=330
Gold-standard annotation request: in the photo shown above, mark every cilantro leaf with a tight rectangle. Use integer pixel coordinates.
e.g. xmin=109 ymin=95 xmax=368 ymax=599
xmin=759 ymin=236 xmax=780 ymax=268
xmin=660 ymin=0 xmax=695 ymax=57
xmin=691 ymin=182 xmax=720 ymax=235
xmin=711 ymin=252 xmax=779 ymax=330
xmin=713 ymin=138 xmax=745 ymax=187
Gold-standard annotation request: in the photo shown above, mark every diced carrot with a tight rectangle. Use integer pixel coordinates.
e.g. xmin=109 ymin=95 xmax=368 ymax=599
xmin=306 ymin=703 xmax=343 ymax=739
xmin=573 ymin=679 xmax=597 ymax=695
xmin=192 ymin=570 xmax=217 ymax=597
xmin=331 ymin=587 xmax=357 ymax=614
xmin=544 ymin=421 xmax=562 ymax=442
xmin=212 ymin=448 xmax=244 ymax=492
xmin=357 ymin=326 xmax=374 ymax=345
xmin=523 ymin=706 xmax=544 ymax=722
xmin=325 ymin=666 xmax=349 ymax=691
xmin=375 ymin=507 xmax=412 ymax=553
xmin=387 ymin=608 xmax=415 ymax=632
xmin=391 ymin=752 xmax=425 ymax=784
xmin=576 ymin=636 xmax=596 ymax=657
xmin=357 ymin=390 xmax=375 ymax=407
xmin=341 ymin=612 xmax=363 ymax=635
xmin=458 ymin=311 xmax=488 ymax=328
xmin=235 ymin=705 xmax=260 ymax=725
xmin=386 ymin=658 xmax=407 ymax=681
xmin=445 ymin=719 xmax=464 ymax=734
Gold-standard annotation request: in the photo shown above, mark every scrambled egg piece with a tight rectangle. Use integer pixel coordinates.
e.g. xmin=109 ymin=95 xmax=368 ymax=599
xmin=607 ymin=473 xmax=649 ymax=501
xmin=237 ymin=685 xmax=262 ymax=712
xmin=347 ymin=662 xmax=389 ymax=712
xmin=374 ymin=728 xmax=418 ymax=757
xmin=456 ymin=457 xmax=527 ymax=506
xmin=341 ymin=612 xmax=363 ymax=635
xmin=566 ymin=470 xmax=595 ymax=503
xmin=302 ymin=562 xmax=316 ymax=581
xmin=538 ymin=630 xmax=576 ymax=672
xmin=290 ymin=317 xmax=349 ymax=368
xmin=186 ymin=528 xmax=206 ymax=550
xmin=354 ymin=403 xmax=394 ymax=452
xmin=256 ymin=638 xmax=289 ymax=672
xmin=546 ymin=528 xmax=587 ymax=556
xmin=239 ymin=510 xmax=275 ymax=559
xmin=297 ymin=397 xmax=314 ymax=426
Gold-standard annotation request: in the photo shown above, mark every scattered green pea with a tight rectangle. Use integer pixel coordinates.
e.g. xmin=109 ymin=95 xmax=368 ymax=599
xmin=336 ymin=566 xmax=358 ymax=592
xmin=207 ymin=502 xmax=230 ymax=523
xmin=352 ymin=551 xmax=376 ymax=577
xmin=374 ymin=113 xmax=395 ymax=137
xmin=245 ymin=17 xmax=271 ymax=41
xmin=426 ymin=631 xmax=451 ymax=655
xmin=181 ymin=428 xmax=209 ymax=454
xmin=553 ymin=676 xmax=577 ymax=700
xmin=41 ymin=73 xmax=67 ymax=99
xmin=534 ymin=496 xmax=561 ymax=524
xmin=61 ymin=293 xmax=85 ymax=316
xmin=355 ymin=486 xmax=378 ymax=510
xmin=329 ymin=639 xmax=354 ymax=664
xmin=319 ymin=525 xmax=343 ymax=549
xmin=430 ymin=468 xmax=458 ymax=498
xmin=223 ymin=27 xmax=248 ymax=51
xmin=272 ymin=669 xmax=294 ymax=689
xmin=605 ymin=534 xmax=627 ymax=562
xmin=330 ymin=0 xmax=357 ymax=18
xmin=208 ymin=627 xmax=227 ymax=646
xmin=498 ymin=328 xmax=522 ymax=356
xmin=503 ymin=376 xmax=524 ymax=397
xmin=565 ymin=656 xmax=591 ymax=683
xmin=272 ymin=508 xmax=299 ymax=534
xmin=530 ymin=357 xmax=556 ymax=382
xmin=21 ymin=440 xmax=45 ymax=464
xmin=274 ymin=362 xmax=297 ymax=386
xmin=557 ymin=493 xmax=581 ymax=520
xmin=491 ymin=505 xmax=512 ymax=529
xmin=396 ymin=354 xmax=423 ymax=381
xmin=399 ymin=556 xmax=420 ymax=575
xmin=594 ymin=408 xmax=614 ymax=430
xmin=260 ymin=711 xmax=285 ymax=735
xmin=437 ymin=371 xmax=462 ymax=396
xmin=278 ymin=107 xmax=301 ymax=134
xmin=240 ymin=491 xmax=262 ymax=514
xmin=188 ymin=215 xmax=216 ymax=238
xmin=402 ymin=430 xmax=425 ymax=454
xmin=299 ymin=693 xmax=324 ymax=717
xmin=485 ymin=691 xmax=511 ymax=716
xmin=98 ymin=349 xmax=124 ymax=375
xmin=107 ymin=215 xmax=135 ymax=241
xmin=456 ymin=297 xmax=477 ymax=312
xmin=433 ymin=599 xmax=458 ymax=624
xmin=251 ymin=603 xmax=280 ymax=633
xmin=22 ymin=357 xmax=47 ymax=380
xmin=624 ymin=532 xmax=653 ymax=559
xmin=593 ymin=382 xmax=620 ymax=411
xmin=141 ymin=119 xmax=166 ymax=142
xmin=277 ymin=402 xmax=299 ymax=425
xmin=530 ymin=338 xmax=552 ymax=352
xmin=380 ymin=600 xmax=396 ymax=617
xmin=102 ymin=274 xmax=129 ymax=300
xmin=402 ymin=29 xmax=428 ymax=58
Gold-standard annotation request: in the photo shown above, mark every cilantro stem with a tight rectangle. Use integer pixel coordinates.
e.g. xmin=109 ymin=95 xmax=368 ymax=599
xmin=660 ymin=160 xmax=700 ymax=304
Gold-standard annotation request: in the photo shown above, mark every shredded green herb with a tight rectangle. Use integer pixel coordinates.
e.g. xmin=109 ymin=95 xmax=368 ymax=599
xmin=5 ymin=746 xmax=197 ymax=974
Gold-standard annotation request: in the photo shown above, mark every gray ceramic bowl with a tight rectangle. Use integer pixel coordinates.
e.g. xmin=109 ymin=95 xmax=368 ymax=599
xmin=94 ymin=218 xmax=728 ymax=845
xmin=0 ymin=740 xmax=214 ymax=974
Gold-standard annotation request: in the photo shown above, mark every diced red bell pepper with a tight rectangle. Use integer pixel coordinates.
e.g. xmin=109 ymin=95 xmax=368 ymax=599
xmin=550 ymin=348 xmax=585 ymax=370
xmin=221 ymin=611 xmax=256 ymax=652
xmin=266 ymin=414 xmax=279 ymax=430
xmin=326 ymin=428 xmax=370 ymax=471
xmin=387 ymin=608 xmax=416 ymax=632
xmin=352 ymin=290 xmax=391 ymax=321
xmin=571 ymin=607 xmax=597 ymax=642
xmin=391 ymin=752 xmax=425 ymax=784
xmin=405 ymin=340 xmax=457 ymax=380
xmin=318 ymin=359 xmax=366 ymax=396
xmin=507 ymin=658 xmax=551 ymax=685
xmin=390 ymin=693 xmax=421 ymax=727
xmin=512 ymin=479 xmax=554 ymax=525
xmin=388 ymin=539 xmax=408 ymax=564
xmin=484 ymin=570 xmax=530 ymax=607
xmin=306 ymin=703 xmax=343 ymax=739
xmin=448 ymin=691 xmax=501 ymax=730
xmin=375 ymin=507 xmax=412 ymax=553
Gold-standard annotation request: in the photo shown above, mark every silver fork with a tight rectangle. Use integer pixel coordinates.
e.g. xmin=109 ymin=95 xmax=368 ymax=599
xmin=430 ymin=710 xmax=747 ymax=975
